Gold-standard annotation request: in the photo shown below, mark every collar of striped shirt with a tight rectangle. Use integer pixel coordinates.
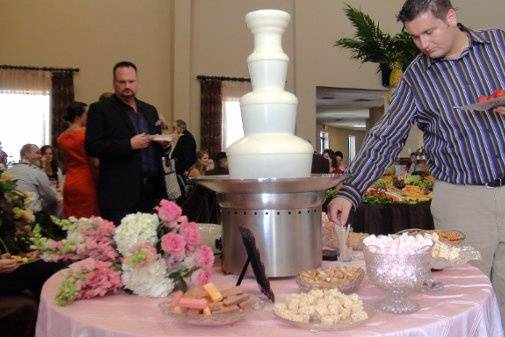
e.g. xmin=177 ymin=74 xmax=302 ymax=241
xmin=337 ymin=24 xmax=505 ymax=208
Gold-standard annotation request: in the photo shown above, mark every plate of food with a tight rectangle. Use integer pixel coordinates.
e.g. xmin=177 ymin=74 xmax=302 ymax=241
xmin=159 ymin=283 xmax=263 ymax=326
xmin=273 ymin=289 xmax=372 ymax=331
xmin=297 ymin=266 xmax=364 ymax=294
xmin=455 ymin=91 xmax=505 ymax=112
xmin=151 ymin=134 xmax=173 ymax=142
xmin=1 ymin=251 xmax=40 ymax=264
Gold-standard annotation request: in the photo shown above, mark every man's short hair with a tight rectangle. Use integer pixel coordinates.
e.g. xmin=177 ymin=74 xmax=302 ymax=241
xmin=397 ymin=0 xmax=454 ymax=23
xmin=214 ymin=151 xmax=227 ymax=163
xmin=20 ymin=144 xmax=36 ymax=159
xmin=175 ymin=119 xmax=187 ymax=129
xmin=113 ymin=61 xmax=137 ymax=78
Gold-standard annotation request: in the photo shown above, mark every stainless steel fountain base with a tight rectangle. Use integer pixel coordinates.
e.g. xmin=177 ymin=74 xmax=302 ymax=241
xmin=193 ymin=174 xmax=343 ymax=278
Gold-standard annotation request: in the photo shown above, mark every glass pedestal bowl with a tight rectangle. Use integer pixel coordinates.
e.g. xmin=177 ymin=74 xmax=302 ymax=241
xmin=363 ymin=244 xmax=432 ymax=314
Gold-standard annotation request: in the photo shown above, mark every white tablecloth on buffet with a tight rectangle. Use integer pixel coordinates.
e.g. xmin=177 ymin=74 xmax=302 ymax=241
xmin=36 ymin=253 xmax=504 ymax=337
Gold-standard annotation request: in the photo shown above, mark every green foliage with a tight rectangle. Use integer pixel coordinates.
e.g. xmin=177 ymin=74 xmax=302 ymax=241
xmin=335 ymin=4 xmax=418 ymax=72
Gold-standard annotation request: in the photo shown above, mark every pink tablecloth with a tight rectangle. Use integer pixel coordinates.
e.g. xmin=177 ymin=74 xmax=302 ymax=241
xmin=36 ymin=255 xmax=504 ymax=337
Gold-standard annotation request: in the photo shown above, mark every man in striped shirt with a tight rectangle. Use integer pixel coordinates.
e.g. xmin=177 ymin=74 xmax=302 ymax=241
xmin=329 ymin=0 xmax=505 ymax=320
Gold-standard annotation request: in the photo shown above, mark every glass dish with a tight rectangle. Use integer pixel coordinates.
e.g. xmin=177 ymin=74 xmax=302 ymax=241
xmin=396 ymin=228 xmax=465 ymax=246
xmin=296 ymin=267 xmax=364 ymax=294
xmin=159 ymin=294 xmax=263 ymax=326
xmin=363 ymin=244 xmax=432 ymax=314
xmin=273 ymin=303 xmax=374 ymax=331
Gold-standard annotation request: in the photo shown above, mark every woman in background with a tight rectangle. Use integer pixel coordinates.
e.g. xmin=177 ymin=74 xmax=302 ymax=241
xmin=333 ymin=150 xmax=347 ymax=174
xmin=40 ymin=145 xmax=63 ymax=190
xmin=186 ymin=150 xmax=210 ymax=178
xmin=57 ymin=102 xmax=99 ymax=218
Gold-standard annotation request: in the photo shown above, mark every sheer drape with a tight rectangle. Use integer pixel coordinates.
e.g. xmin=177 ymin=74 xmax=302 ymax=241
xmin=0 ymin=69 xmax=51 ymax=94
xmin=221 ymin=81 xmax=251 ymax=149
xmin=199 ymin=79 xmax=222 ymax=156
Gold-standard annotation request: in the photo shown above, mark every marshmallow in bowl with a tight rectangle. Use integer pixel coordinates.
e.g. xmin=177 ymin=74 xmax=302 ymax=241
xmin=363 ymin=233 xmax=432 ymax=255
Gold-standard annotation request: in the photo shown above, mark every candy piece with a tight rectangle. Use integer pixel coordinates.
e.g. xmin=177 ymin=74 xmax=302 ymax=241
xmin=203 ymin=307 xmax=211 ymax=316
xmin=209 ymin=302 xmax=222 ymax=312
xmin=171 ymin=290 xmax=184 ymax=307
xmin=202 ymin=283 xmax=223 ymax=302
xmin=223 ymin=294 xmax=250 ymax=306
xmin=214 ymin=304 xmax=240 ymax=314
xmin=183 ymin=287 xmax=207 ymax=299
xmin=173 ymin=306 xmax=183 ymax=315
xmin=220 ymin=287 xmax=243 ymax=298
xmin=238 ymin=298 xmax=255 ymax=309
xmin=178 ymin=298 xmax=208 ymax=310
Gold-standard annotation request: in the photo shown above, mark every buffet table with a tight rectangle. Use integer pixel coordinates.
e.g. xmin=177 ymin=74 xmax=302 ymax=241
xmin=36 ymin=254 xmax=503 ymax=337
xmin=349 ymin=202 xmax=434 ymax=235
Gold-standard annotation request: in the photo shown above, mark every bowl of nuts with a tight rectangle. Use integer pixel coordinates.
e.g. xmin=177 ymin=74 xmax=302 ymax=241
xmin=296 ymin=266 xmax=364 ymax=294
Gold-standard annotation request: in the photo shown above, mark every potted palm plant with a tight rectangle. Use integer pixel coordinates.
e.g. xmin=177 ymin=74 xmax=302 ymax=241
xmin=335 ymin=5 xmax=418 ymax=88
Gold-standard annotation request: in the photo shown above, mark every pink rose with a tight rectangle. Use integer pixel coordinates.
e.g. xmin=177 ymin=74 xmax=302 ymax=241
xmin=190 ymin=268 xmax=211 ymax=286
xmin=160 ymin=233 xmax=186 ymax=257
xmin=180 ymin=222 xmax=201 ymax=247
xmin=194 ymin=245 xmax=214 ymax=270
xmin=155 ymin=200 xmax=182 ymax=222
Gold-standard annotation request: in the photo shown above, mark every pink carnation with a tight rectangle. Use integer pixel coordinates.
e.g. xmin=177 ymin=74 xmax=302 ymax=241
xmin=180 ymin=221 xmax=201 ymax=248
xmin=160 ymin=233 xmax=186 ymax=257
xmin=194 ymin=245 xmax=215 ymax=270
xmin=190 ymin=268 xmax=211 ymax=286
xmin=155 ymin=199 xmax=182 ymax=222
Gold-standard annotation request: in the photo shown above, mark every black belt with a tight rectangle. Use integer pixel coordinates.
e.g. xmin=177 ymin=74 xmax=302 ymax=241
xmin=486 ymin=176 xmax=505 ymax=188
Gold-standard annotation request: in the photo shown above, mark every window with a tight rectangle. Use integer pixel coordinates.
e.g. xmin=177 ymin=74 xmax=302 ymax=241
xmin=319 ymin=131 xmax=329 ymax=154
xmin=348 ymin=135 xmax=356 ymax=162
xmin=222 ymin=100 xmax=244 ymax=149
xmin=0 ymin=92 xmax=51 ymax=163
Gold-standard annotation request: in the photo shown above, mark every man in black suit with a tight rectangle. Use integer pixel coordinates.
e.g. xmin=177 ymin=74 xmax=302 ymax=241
xmin=171 ymin=119 xmax=196 ymax=176
xmin=85 ymin=61 xmax=167 ymax=225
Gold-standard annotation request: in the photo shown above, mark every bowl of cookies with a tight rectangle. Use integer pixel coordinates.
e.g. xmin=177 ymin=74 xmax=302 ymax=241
xmin=296 ymin=266 xmax=364 ymax=294
xmin=159 ymin=283 xmax=263 ymax=326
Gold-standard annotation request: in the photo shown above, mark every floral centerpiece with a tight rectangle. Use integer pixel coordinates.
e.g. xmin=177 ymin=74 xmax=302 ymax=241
xmin=0 ymin=169 xmax=36 ymax=254
xmin=33 ymin=199 xmax=215 ymax=305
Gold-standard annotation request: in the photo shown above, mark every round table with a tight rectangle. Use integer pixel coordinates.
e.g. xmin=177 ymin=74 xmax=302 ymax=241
xmin=36 ymin=254 xmax=504 ymax=337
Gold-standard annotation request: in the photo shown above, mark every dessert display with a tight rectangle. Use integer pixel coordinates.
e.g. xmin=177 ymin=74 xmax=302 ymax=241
xmin=297 ymin=266 xmax=364 ymax=293
xmin=159 ymin=283 xmax=263 ymax=325
xmin=363 ymin=234 xmax=433 ymax=314
xmin=273 ymin=288 xmax=369 ymax=328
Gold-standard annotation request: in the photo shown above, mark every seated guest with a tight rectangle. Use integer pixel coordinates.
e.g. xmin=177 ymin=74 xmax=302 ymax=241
xmin=207 ymin=151 xmax=229 ymax=175
xmin=186 ymin=150 xmax=210 ymax=178
xmin=40 ymin=145 xmax=63 ymax=190
xmin=0 ymin=256 xmax=63 ymax=337
xmin=8 ymin=144 xmax=59 ymax=213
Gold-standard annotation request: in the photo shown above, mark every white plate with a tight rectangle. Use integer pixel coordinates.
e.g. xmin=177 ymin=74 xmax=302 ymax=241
xmin=159 ymin=294 xmax=263 ymax=326
xmin=273 ymin=303 xmax=374 ymax=331
xmin=151 ymin=134 xmax=173 ymax=142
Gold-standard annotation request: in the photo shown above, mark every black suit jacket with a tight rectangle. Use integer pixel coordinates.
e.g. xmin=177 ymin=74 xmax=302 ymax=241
xmin=171 ymin=130 xmax=197 ymax=175
xmin=85 ymin=95 xmax=166 ymax=210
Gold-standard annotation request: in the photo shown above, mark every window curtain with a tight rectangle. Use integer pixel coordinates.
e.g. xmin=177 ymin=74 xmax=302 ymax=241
xmin=199 ymin=79 xmax=222 ymax=156
xmin=0 ymin=68 xmax=51 ymax=94
xmin=51 ymin=72 xmax=75 ymax=145
xmin=221 ymin=81 xmax=251 ymax=149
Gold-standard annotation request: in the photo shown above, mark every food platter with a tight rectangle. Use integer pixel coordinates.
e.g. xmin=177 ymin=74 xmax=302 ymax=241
xmin=455 ymin=96 xmax=505 ymax=112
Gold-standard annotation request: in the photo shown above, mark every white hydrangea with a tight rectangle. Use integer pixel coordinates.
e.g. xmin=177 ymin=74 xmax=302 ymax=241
xmin=121 ymin=256 xmax=174 ymax=297
xmin=114 ymin=213 xmax=160 ymax=255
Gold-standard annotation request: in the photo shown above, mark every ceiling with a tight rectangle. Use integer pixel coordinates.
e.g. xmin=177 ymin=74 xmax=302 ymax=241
xmin=316 ymin=86 xmax=386 ymax=130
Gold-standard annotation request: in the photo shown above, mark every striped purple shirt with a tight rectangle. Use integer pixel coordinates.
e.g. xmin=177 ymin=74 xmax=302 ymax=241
xmin=338 ymin=26 xmax=505 ymax=208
